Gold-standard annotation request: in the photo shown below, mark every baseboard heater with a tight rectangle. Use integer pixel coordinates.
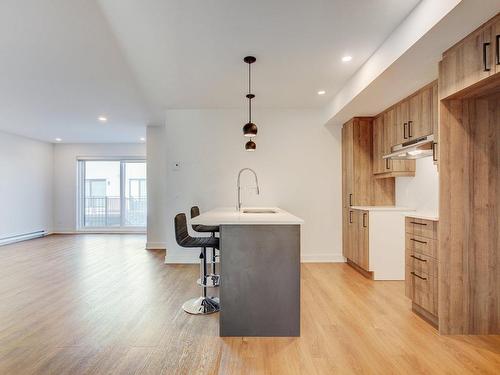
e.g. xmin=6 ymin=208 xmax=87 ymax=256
xmin=0 ymin=230 xmax=47 ymax=246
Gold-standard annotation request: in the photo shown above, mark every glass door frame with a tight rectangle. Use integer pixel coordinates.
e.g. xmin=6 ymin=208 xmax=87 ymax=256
xmin=76 ymin=156 xmax=147 ymax=232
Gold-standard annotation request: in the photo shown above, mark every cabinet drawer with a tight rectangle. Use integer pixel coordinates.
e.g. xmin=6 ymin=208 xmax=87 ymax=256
xmin=406 ymin=269 xmax=438 ymax=316
xmin=405 ymin=217 xmax=437 ymax=239
xmin=406 ymin=233 xmax=437 ymax=258
xmin=406 ymin=251 xmax=438 ymax=277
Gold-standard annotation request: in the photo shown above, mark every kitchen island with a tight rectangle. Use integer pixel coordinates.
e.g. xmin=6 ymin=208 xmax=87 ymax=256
xmin=191 ymin=207 xmax=303 ymax=337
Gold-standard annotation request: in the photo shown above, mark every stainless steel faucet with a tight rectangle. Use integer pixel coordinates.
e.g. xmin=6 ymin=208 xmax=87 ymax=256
xmin=237 ymin=168 xmax=260 ymax=211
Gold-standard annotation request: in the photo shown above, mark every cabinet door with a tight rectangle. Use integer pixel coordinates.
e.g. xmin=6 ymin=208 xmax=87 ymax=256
xmin=495 ymin=17 xmax=500 ymax=74
xmin=395 ymin=100 xmax=409 ymax=144
xmin=352 ymin=118 xmax=373 ymax=206
xmin=383 ymin=109 xmax=394 ymax=172
xmin=372 ymin=115 xmax=385 ymax=174
xmin=342 ymin=122 xmax=354 ymax=209
xmin=440 ymin=26 xmax=493 ymax=99
xmin=410 ymin=85 xmax=434 ymax=139
xmin=408 ymin=92 xmax=422 ymax=140
xmin=432 ymin=82 xmax=439 ymax=165
xmin=347 ymin=209 xmax=358 ymax=262
xmin=357 ymin=210 xmax=369 ymax=270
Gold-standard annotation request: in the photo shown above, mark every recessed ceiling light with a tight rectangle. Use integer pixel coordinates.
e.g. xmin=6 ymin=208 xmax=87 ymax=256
xmin=317 ymin=90 xmax=326 ymax=95
xmin=342 ymin=55 xmax=352 ymax=62
xmin=98 ymin=116 xmax=107 ymax=123
xmin=140 ymin=137 xmax=145 ymax=142
xmin=55 ymin=138 xmax=62 ymax=142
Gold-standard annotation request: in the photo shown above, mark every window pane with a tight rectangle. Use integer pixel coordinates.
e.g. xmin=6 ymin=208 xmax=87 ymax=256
xmin=124 ymin=162 xmax=147 ymax=227
xmin=83 ymin=161 xmax=121 ymax=227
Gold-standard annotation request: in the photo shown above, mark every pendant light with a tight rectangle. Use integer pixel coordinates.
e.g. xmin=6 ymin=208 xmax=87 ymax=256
xmin=243 ymin=56 xmax=257 ymax=149
xmin=245 ymin=139 xmax=256 ymax=151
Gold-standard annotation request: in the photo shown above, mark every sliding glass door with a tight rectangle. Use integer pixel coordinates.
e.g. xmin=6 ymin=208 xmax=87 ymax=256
xmin=78 ymin=159 xmax=147 ymax=229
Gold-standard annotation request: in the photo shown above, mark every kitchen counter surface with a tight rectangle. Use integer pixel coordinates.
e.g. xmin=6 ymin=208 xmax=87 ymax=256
xmin=190 ymin=207 xmax=304 ymax=226
xmin=350 ymin=206 xmax=415 ymax=212
xmin=406 ymin=213 xmax=439 ymax=221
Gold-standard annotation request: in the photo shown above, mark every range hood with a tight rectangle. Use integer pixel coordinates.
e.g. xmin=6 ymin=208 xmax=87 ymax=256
xmin=383 ymin=134 xmax=435 ymax=160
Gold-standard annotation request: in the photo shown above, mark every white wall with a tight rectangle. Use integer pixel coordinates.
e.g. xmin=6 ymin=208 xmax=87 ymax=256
xmin=0 ymin=131 xmax=53 ymax=241
xmin=53 ymin=143 xmax=146 ymax=232
xmin=395 ymin=157 xmax=439 ymax=215
xmin=160 ymin=109 xmax=342 ymax=263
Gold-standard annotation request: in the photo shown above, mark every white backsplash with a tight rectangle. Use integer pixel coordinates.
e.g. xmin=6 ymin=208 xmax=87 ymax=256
xmin=396 ymin=157 xmax=439 ymax=215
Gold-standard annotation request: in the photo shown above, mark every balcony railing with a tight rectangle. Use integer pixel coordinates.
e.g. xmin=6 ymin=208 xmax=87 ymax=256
xmin=84 ymin=196 xmax=147 ymax=227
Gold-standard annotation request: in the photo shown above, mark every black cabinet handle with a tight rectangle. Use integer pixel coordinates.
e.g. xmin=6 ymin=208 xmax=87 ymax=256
xmin=496 ymin=35 xmax=500 ymax=65
xmin=403 ymin=122 xmax=408 ymax=139
xmin=411 ymin=271 xmax=427 ymax=281
xmin=385 ymin=158 xmax=390 ymax=170
xmin=432 ymin=142 xmax=437 ymax=162
xmin=410 ymin=238 xmax=427 ymax=245
xmin=408 ymin=121 xmax=413 ymax=138
xmin=410 ymin=221 xmax=427 ymax=226
xmin=349 ymin=193 xmax=352 ymax=206
xmin=483 ymin=42 xmax=491 ymax=72
xmin=362 ymin=213 xmax=367 ymax=228
xmin=349 ymin=211 xmax=353 ymax=224
xmin=410 ymin=254 xmax=427 ymax=262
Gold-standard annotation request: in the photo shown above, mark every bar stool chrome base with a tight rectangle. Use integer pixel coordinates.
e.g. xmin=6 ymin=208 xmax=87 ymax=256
xmin=182 ymin=296 xmax=220 ymax=315
xmin=197 ymin=274 xmax=220 ymax=287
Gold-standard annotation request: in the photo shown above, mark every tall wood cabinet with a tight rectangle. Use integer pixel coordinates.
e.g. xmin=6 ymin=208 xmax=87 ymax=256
xmin=437 ymin=13 xmax=500 ymax=335
xmin=342 ymin=117 xmax=395 ymax=271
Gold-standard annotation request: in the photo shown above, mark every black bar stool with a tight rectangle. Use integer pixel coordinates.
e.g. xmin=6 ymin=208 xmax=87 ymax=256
xmin=191 ymin=206 xmax=220 ymax=287
xmin=174 ymin=213 xmax=220 ymax=314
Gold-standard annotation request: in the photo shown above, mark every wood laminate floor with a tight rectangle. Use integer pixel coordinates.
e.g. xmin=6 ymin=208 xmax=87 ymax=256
xmin=0 ymin=234 xmax=499 ymax=374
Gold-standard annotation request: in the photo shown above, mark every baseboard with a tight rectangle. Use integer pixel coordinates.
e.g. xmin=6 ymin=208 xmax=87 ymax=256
xmin=164 ymin=250 xmax=200 ymax=264
xmin=146 ymin=242 xmax=167 ymax=250
xmin=301 ymin=253 xmax=345 ymax=263
xmin=54 ymin=230 xmax=146 ymax=235
xmin=0 ymin=230 xmax=48 ymax=246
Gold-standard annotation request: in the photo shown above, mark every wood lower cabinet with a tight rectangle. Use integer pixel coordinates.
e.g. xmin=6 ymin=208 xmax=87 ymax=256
xmin=345 ymin=209 xmax=368 ymax=272
xmin=405 ymin=216 xmax=439 ymax=325
xmin=439 ymin=13 xmax=500 ymax=99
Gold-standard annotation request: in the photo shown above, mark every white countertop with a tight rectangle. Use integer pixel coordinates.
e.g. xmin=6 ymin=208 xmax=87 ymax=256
xmin=405 ymin=213 xmax=439 ymax=221
xmin=190 ymin=207 xmax=304 ymax=225
xmin=350 ymin=206 xmax=415 ymax=212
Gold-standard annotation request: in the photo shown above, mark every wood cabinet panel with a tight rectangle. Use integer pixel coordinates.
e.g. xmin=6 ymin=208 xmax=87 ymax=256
xmin=372 ymin=115 xmax=385 ymax=174
xmin=439 ymin=14 xmax=499 ymax=99
xmin=406 ymin=251 xmax=438 ymax=277
xmin=405 ymin=217 xmax=438 ymax=240
xmin=406 ymin=233 xmax=437 ymax=259
xmin=439 ymin=91 xmax=500 ymax=334
xmin=357 ymin=210 xmax=369 ymax=271
xmin=395 ymin=99 xmax=409 ymax=144
xmin=495 ymin=16 xmax=500 ymax=74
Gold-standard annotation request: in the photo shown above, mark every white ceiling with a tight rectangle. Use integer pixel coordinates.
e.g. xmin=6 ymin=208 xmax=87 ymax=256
xmin=0 ymin=0 xmax=421 ymax=142
xmin=0 ymin=0 xmax=150 ymax=143
xmin=97 ymin=0 xmax=420 ymax=110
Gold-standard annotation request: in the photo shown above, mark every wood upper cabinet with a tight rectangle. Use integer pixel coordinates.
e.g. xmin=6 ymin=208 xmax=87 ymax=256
xmin=439 ymin=13 xmax=499 ymax=99
xmin=372 ymin=107 xmax=416 ymax=178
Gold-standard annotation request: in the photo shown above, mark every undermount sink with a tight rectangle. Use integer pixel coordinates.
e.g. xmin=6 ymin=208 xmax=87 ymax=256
xmin=242 ymin=208 xmax=278 ymax=214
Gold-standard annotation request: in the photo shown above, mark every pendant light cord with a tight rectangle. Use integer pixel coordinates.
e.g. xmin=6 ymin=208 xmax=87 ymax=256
xmin=248 ymin=63 xmax=252 ymax=123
